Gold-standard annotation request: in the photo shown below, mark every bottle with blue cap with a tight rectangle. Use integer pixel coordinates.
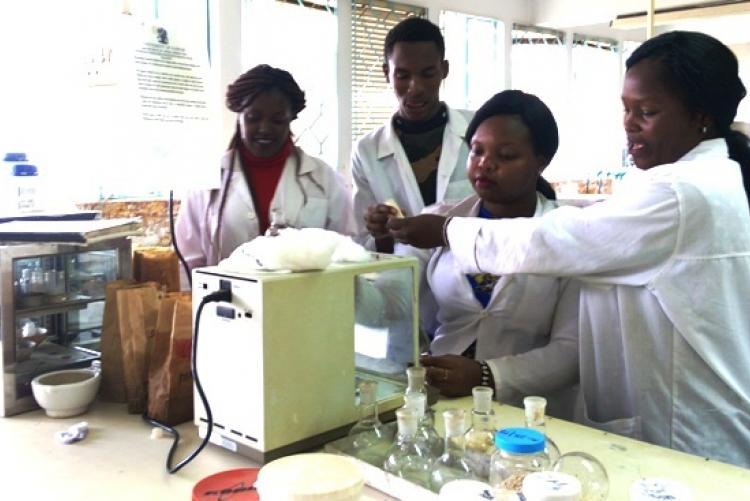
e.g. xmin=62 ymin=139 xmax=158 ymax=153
xmin=489 ymin=427 xmax=551 ymax=493
xmin=3 ymin=152 xmax=40 ymax=213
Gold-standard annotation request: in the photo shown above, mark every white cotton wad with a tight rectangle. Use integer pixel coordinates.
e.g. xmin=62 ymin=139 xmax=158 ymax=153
xmin=219 ymin=228 xmax=372 ymax=272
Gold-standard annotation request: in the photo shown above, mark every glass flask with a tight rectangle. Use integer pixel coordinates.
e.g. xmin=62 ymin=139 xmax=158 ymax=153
xmin=489 ymin=427 xmax=550 ymax=493
xmin=464 ymin=386 xmax=496 ymax=480
xmin=348 ymin=379 xmax=392 ymax=466
xmin=552 ymin=451 xmax=609 ymax=501
xmin=383 ymin=407 xmax=432 ymax=487
xmin=524 ymin=395 xmax=561 ymax=464
xmin=406 ymin=366 xmax=435 ymax=423
xmin=429 ymin=408 xmax=477 ymax=493
xmin=403 ymin=391 xmax=442 ymax=458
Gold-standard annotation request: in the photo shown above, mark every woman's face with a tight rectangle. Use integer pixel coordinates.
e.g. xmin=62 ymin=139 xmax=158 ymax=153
xmin=239 ymin=89 xmax=293 ymax=157
xmin=467 ymin=114 xmax=546 ymax=206
xmin=622 ymin=58 xmax=705 ymax=170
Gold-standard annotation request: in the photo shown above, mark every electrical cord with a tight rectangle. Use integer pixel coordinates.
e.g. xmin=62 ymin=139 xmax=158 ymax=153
xmin=169 ymin=189 xmax=192 ymax=288
xmin=142 ymin=288 xmax=231 ymax=473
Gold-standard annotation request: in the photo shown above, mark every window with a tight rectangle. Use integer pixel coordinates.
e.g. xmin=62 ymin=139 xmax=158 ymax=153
xmin=242 ymin=0 xmax=339 ymax=170
xmin=510 ymin=25 xmax=568 ymax=179
xmin=350 ymin=0 xmax=425 ymax=144
xmin=440 ymin=10 xmax=505 ymax=111
xmin=569 ymin=35 xmax=624 ymax=178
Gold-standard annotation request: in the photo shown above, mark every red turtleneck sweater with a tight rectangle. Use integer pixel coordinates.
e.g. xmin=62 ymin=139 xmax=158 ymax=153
xmin=238 ymin=139 xmax=292 ymax=235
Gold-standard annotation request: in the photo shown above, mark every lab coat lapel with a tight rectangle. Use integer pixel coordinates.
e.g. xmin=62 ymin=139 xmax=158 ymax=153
xmin=379 ymin=120 xmax=424 ymax=217
xmin=436 ymin=107 xmax=469 ymax=203
xmin=269 ymin=151 xmax=304 ymax=225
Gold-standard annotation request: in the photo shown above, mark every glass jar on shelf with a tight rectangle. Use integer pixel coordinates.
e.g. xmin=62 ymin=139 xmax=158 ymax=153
xmin=489 ymin=427 xmax=550 ymax=493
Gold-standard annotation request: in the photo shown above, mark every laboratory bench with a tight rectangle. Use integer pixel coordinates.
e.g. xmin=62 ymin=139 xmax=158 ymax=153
xmin=1 ymin=399 xmax=749 ymax=500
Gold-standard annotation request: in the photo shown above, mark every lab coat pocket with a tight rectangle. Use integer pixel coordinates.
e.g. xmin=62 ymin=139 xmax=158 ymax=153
xmin=296 ymin=197 xmax=328 ymax=228
xmin=578 ymin=396 xmax=643 ymax=439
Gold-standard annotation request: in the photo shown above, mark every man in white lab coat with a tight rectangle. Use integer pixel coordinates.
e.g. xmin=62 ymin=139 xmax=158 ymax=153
xmin=351 ymin=17 xmax=473 ymax=252
xmin=387 ymin=31 xmax=750 ymax=467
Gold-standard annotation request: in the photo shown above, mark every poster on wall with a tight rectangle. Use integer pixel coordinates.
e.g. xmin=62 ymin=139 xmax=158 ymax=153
xmin=86 ymin=14 xmax=221 ymax=193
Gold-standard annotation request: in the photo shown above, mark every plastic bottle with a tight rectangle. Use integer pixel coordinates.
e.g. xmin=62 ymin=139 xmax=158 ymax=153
xmin=429 ymin=408 xmax=477 ymax=492
xmin=464 ymin=386 xmax=496 ymax=480
xmin=489 ymin=427 xmax=551 ymax=492
xmin=383 ymin=407 xmax=432 ymax=487
xmin=3 ymin=153 xmax=40 ymax=213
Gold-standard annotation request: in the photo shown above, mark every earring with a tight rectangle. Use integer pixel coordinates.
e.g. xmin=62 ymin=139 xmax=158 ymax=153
xmin=701 ymin=125 xmax=708 ymax=134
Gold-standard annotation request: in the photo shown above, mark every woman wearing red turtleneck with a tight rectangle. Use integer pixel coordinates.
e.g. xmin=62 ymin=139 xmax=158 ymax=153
xmin=176 ymin=65 xmax=355 ymax=274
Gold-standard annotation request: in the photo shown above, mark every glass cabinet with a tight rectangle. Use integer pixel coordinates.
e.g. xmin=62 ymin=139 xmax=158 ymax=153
xmin=0 ymin=238 xmax=131 ymax=416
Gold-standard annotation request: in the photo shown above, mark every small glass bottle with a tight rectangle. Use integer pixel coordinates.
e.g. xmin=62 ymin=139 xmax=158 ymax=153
xmin=523 ymin=396 xmax=561 ymax=464
xmin=348 ymin=380 xmax=392 ymax=466
xmin=383 ymin=407 xmax=432 ymax=487
xmin=464 ymin=386 xmax=496 ymax=480
xmin=403 ymin=391 xmax=442 ymax=458
xmin=489 ymin=427 xmax=550 ymax=493
xmin=429 ymin=408 xmax=476 ymax=493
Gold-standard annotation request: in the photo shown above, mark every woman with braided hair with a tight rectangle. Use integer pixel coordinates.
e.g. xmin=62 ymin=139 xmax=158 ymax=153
xmin=176 ymin=65 xmax=355 ymax=272
xmin=388 ymin=31 xmax=750 ymax=467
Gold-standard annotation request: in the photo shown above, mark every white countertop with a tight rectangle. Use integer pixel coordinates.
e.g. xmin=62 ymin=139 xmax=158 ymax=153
xmin=2 ymin=399 xmax=749 ymax=500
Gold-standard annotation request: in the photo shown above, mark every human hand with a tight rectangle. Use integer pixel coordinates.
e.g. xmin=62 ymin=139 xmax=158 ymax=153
xmin=421 ymin=353 xmax=482 ymax=398
xmin=365 ymin=204 xmax=398 ymax=252
xmin=387 ymin=214 xmax=448 ymax=249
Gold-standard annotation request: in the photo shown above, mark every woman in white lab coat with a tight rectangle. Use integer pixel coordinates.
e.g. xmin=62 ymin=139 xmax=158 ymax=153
xmin=176 ymin=65 xmax=354 ymax=273
xmin=389 ymin=31 xmax=750 ymax=467
xmin=364 ymin=90 xmax=579 ymax=417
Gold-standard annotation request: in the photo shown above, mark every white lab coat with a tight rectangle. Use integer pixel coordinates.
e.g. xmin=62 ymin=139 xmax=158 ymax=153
xmin=176 ymin=147 xmax=355 ymax=272
xmin=447 ymin=139 xmax=750 ymax=467
xmin=417 ymin=194 xmax=579 ymax=417
xmin=351 ymin=105 xmax=475 ymax=248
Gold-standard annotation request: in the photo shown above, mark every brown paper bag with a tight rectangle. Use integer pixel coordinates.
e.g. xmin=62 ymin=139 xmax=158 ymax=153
xmin=115 ymin=284 xmax=161 ymax=413
xmin=100 ymin=280 xmax=139 ymax=402
xmin=147 ymin=292 xmax=194 ymax=425
xmin=133 ymin=247 xmax=181 ymax=293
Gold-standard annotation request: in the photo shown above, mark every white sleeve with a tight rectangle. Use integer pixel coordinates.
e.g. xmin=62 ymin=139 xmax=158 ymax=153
xmin=351 ymin=145 xmax=378 ymax=250
xmin=447 ymin=181 xmax=680 ymax=286
xmin=175 ymin=190 xmax=210 ymax=290
xmin=486 ymin=278 xmax=580 ymax=400
xmin=325 ymin=170 xmax=357 ymax=237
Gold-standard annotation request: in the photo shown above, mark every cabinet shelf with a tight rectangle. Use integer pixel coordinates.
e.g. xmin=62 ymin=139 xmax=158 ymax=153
xmin=15 ymin=295 xmax=104 ymax=318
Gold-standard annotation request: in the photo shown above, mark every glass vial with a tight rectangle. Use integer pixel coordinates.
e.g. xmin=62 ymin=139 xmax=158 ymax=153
xmin=403 ymin=391 xmax=442 ymax=458
xmin=429 ymin=408 xmax=476 ymax=493
xmin=523 ymin=396 xmax=561 ymax=464
xmin=348 ymin=379 xmax=392 ymax=466
xmin=464 ymin=386 xmax=496 ymax=480
xmin=383 ymin=407 xmax=432 ymax=488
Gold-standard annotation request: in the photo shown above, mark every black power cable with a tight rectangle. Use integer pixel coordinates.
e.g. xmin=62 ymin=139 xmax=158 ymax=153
xmin=143 ymin=288 xmax=230 ymax=473
xmin=169 ymin=189 xmax=192 ymax=288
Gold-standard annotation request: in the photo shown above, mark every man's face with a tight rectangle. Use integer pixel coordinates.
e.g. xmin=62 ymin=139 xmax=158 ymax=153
xmin=384 ymin=41 xmax=448 ymax=122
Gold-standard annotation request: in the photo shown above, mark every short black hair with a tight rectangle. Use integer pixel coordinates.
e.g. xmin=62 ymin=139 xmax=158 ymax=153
xmin=466 ymin=90 xmax=559 ymax=163
xmin=384 ymin=17 xmax=445 ymax=61
xmin=626 ymin=30 xmax=750 ymax=203
xmin=466 ymin=90 xmax=559 ymax=200
xmin=225 ymin=64 xmax=306 ymax=119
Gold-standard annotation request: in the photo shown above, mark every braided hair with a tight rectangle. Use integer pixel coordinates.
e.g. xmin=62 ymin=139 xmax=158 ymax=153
xmin=213 ymin=65 xmax=320 ymax=257
xmin=465 ymin=90 xmax=559 ymax=200
xmin=626 ymin=31 xmax=750 ymax=204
